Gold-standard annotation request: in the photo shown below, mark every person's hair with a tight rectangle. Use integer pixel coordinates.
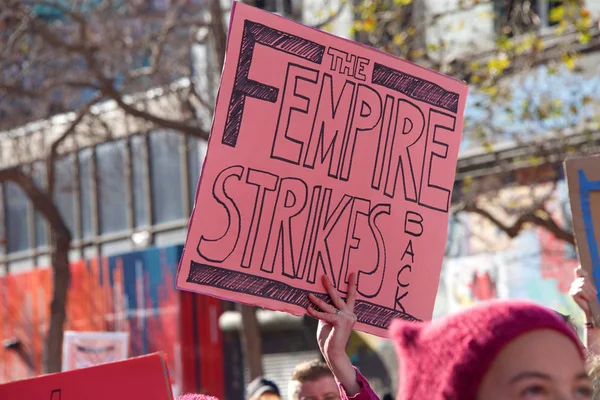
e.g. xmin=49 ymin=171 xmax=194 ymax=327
xmin=556 ymin=312 xmax=578 ymax=334
xmin=291 ymin=360 xmax=333 ymax=383
xmin=288 ymin=360 xmax=334 ymax=400
xmin=587 ymin=355 xmax=600 ymax=400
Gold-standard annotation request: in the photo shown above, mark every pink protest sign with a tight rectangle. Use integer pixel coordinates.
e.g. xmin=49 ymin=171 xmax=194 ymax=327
xmin=177 ymin=2 xmax=468 ymax=337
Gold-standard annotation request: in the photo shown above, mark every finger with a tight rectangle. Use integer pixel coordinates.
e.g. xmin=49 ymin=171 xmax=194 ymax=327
xmin=308 ymin=293 xmax=337 ymax=314
xmin=586 ymin=280 xmax=599 ymax=294
xmin=307 ymin=306 xmax=337 ymax=324
xmin=346 ymin=272 xmax=357 ymax=311
xmin=580 ymin=302 xmax=591 ymax=316
xmin=580 ymin=292 xmax=593 ymax=303
xmin=583 ymin=286 xmax=597 ymax=301
xmin=322 ymin=275 xmax=346 ymax=311
xmin=576 ymin=266 xmax=586 ymax=279
xmin=584 ymin=280 xmax=598 ymax=294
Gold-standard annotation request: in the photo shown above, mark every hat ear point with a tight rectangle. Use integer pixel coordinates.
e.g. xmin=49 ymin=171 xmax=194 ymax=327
xmin=390 ymin=319 xmax=423 ymax=350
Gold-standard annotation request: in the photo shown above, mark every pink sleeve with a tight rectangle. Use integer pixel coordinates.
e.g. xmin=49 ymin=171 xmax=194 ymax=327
xmin=337 ymin=368 xmax=380 ymax=400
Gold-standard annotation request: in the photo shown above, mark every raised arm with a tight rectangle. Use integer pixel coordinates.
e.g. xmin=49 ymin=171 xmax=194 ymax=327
xmin=307 ymin=273 xmax=379 ymax=400
xmin=569 ymin=266 xmax=600 ymax=355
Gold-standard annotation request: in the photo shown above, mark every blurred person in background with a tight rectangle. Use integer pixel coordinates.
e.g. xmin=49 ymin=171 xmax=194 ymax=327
xmin=570 ymin=265 xmax=600 ymax=355
xmin=247 ymin=377 xmax=281 ymax=400
xmin=288 ymin=360 xmax=340 ymax=400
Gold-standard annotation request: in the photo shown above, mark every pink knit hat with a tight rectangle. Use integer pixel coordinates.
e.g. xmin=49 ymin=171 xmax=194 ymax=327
xmin=390 ymin=299 xmax=584 ymax=400
xmin=176 ymin=395 xmax=219 ymax=400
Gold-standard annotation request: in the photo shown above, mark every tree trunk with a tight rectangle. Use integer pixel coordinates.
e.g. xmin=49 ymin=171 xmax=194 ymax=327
xmin=209 ymin=0 xmax=264 ymax=381
xmin=0 ymin=167 xmax=73 ymax=374
xmin=44 ymin=235 xmax=71 ymax=373
xmin=239 ymin=304 xmax=264 ymax=379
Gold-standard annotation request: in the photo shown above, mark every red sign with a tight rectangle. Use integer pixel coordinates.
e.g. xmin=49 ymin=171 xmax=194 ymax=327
xmin=0 ymin=353 xmax=173 ymax=400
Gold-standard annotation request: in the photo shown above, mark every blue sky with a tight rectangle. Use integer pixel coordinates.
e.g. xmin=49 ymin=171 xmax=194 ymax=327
xmin=461 ymin=65 xmax=600 ymax=152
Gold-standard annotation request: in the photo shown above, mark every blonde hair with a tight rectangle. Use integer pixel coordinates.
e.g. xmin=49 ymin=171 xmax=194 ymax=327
xmin=587 ymin=354 xmax=600 ymax=400
xmin=288 ymin=360 xmax=333 ymax=400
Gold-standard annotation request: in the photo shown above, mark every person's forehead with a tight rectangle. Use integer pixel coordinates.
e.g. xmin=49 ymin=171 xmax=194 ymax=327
xmin=490 ymin=330 xmax=584 ymax=380
xmin=298 ymin=376 xmax=338 ymax=396
xmin=258 ymin=392 xmax=280 ymax=400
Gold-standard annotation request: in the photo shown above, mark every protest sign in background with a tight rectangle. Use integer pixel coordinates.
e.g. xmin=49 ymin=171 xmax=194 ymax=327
xmin=0 ymin=353 xmax=172 ymax=400
xmin=62 ymin=331 xmax=129 ymax=372
xmin=565 ymin=155 xmax=600 ymax=311
xmin=177 ymin=2 xmax=468 ymax=337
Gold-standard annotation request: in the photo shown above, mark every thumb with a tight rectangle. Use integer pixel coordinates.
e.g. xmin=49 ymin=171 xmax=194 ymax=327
xmin=575 ymin=266 xmax=587 ymax=279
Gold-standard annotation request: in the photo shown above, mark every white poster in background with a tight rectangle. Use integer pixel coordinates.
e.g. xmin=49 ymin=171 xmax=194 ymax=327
xmin=440 ymin=254 xmax=506 ymax=314
xmin=62 ymin=331 xmax=129 ymax=372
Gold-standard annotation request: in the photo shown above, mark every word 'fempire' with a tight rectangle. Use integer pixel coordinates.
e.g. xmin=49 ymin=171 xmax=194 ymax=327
xmin=225 ymin=49 xmax=457 ymax=213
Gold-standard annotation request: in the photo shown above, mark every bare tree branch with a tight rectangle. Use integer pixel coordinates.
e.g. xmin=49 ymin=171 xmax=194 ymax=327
xmin=209 ymin=0 xmax=227 ymax=72
xmin=0 ymin=80 xmax=100 ymax=98
xmin=46 ymin=98 xmax=99 ymax=196
xmin=101 ymin=84 xmax=209 ymax=139
xmin=455 ymin=201 xmax=575 ymax=245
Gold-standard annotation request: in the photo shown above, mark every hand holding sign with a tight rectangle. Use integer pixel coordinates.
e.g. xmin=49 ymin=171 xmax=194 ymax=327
xmin=308 ymin=273 xmax=361 ymax=396
xmin=569 ymin=266 xmax=598 ymax=317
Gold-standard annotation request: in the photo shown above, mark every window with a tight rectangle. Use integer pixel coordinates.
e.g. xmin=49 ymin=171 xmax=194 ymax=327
xmin=5 ymin=183 xmax=30 ymax=253
xmin=494 ymin=0 xmax=564 ymax=35
xmin=79 ymin=148 xmax=94 ymax=239
xmin=32 ymin=163 xmax=48 ymax=247
xmin=96 ymin=141 xmax=128 ymax=234
xmin=149 ymin=130 xmax=184 ymax=224
xmin=187 ymin=137 xmax=208 ymax=209
xmin=54 ymin=155 xmax=76 ymax=237
xmin=131 ymin=136 xmax=149 ymax=227
xmin=536 ymin=0 xmax=563 ymax=27
xmin=255 ymin=0 xmax=293 ymax=16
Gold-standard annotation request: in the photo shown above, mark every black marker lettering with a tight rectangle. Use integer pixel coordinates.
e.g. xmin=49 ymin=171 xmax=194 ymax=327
xmin=339 ymin=197 xmax=370 ymax=294
xmin=397 ymin=265 xmax=411 ymax=288
xmin=357 ymin=203 xmax=391 ymax=298
xmin=419 ymin=109 xmax=456 ymax=212
xmin=306 ymin=189 xmax=353 ymax=286
xmin=401 ymin=240 xmax=414 ymax=263
xmin=339 ymin=84 xmax=382 ymax=181
xmin=383 ymin=99 xmax=425 ymax=201
xmin=404 ymin=211 xmax=423 ymax=237
xmin=303 ymin=74 xmax=356 ymax=178
xmin=262 ymin=178 xmax=308 ymax=278
xmin=223 ymin=21 xmax=325 ymax=147
xmin=271 ymin=63 xmax=319 ymax=165
xmin=394 ymin=286 xmax=409 ymax=313
xmin=355 ymin=57 xmax=369 ymax=81
xmin=296 ymin=185 xmax=322 ymax=280
xmin=242 ymin=169 xmax=279 ymax=268
xmin=197 ymin=166 xmax=244 ymax=263
xmin=371 ymin=95 xmax=395 ymax=190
